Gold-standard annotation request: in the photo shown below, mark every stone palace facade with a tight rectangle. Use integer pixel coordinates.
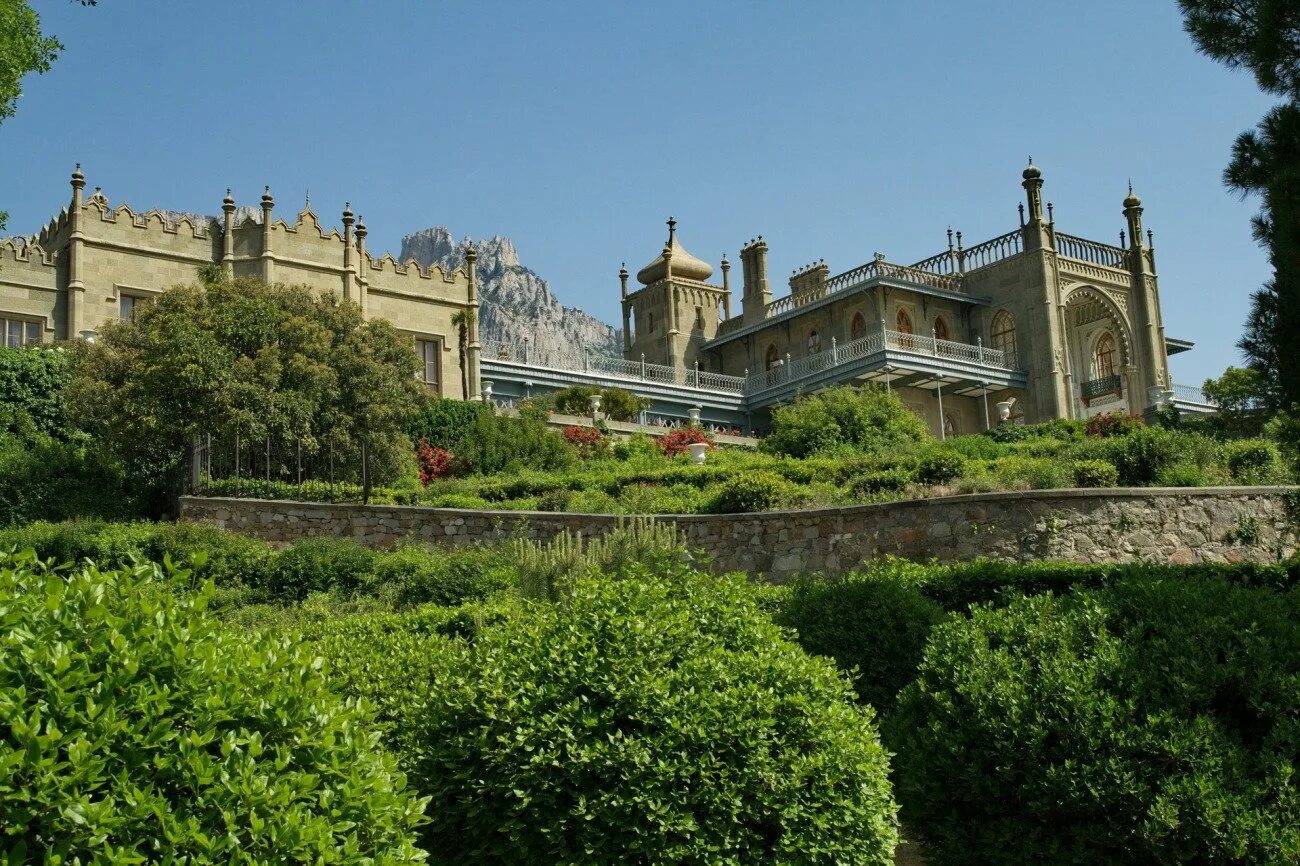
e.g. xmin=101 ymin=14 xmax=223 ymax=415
xmin=2 ymin=164 xmax=1197 ymax=434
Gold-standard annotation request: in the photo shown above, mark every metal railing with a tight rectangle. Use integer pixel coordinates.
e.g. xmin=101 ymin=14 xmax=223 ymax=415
xmin=743 ymin=326 xmax=1020 ymax=395
xmin=1055 ymin=233 xmax=1127 ymax=268
xmin=481 ymin=339 xmax=746 ymax=394
xmin=1081 ymin=374 xmax=1123 ymax=400
xmin=1173 ymin=383 xmax=1212 ymax=405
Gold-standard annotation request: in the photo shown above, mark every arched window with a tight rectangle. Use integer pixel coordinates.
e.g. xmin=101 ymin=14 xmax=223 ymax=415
xmin=933 ymin=316 xmax=950 ymax=342
xmin=896 ymin=308 xmax=914 ymax=334
xmin=1094 ymin=331 xmax=1117 ymax=379
xmin=647 ymin=311 xmax=655 ymax=333
xmin=765 ymin=344 xmax=780 ymax=370
xmin=990 ymin=310 xmax=1016 ymax=357
xmin=806 ymin=329 xmax=821 ymax=353
xmin=850 ymin=311 xmax=867 ymax=341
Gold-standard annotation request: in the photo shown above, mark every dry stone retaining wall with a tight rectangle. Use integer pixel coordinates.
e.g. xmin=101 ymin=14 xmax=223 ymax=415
xmin=179 ymin=487 xmax=1299 ymax=578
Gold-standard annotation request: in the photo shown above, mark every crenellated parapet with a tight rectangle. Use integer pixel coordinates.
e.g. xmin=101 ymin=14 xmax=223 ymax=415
xmin=1 ymin=236 xmax=57 ymax=268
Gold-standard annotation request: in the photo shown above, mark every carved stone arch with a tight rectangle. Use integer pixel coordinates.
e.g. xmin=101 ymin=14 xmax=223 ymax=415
xmin=1063 ymin=284 xmax=1135 ymax=368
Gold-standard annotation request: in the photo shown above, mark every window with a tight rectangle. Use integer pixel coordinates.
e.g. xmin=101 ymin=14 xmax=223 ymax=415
xmin=2 ymin=316 xmax=42 ymax=347
xmin=896 ymin=308 xmax=914 ymax=334
xmin=990 ymin=310 xmax=1017 ymax=357
xmin=694 ymin=306 xmax=704 ymax=330
xmin=415 ymin=338 xmax=440 ymax=389
xmin=647 ymin=311 xmax=655 ymax=333
xmin=806 ymin=329 xmax=821 ymax=353
xmin=119 ymin=294 xmax=147 ymax=321
xmin=850 ymin=312 xmax=866 ymax=341
xmin=1094 ymin=332 xmax=1117 ymax=379
xmin=765 ymin=344 xmax=780 ymax=370
xmin=933 ymin=316 xmax=950 ymax=342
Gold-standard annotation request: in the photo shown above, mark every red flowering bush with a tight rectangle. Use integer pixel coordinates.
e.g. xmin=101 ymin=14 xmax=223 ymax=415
xmin=1085 ymin=412 xmax=1144 ymax=438
xmin=657 ymin=427 xmax=715 ymax=457
xmin=416 ymin=437 xmax=455 ymax=486
xmin=562 ymin=425 xmax=609 ymax=459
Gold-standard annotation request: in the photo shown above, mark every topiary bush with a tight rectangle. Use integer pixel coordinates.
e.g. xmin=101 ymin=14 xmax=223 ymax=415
xmin=409 ymin=564 xmax=900 ymax=863
xmin=889 ymin=574 xmax=1300 ymax=864
xmin=776 ymin=567 xmax=947 ymax=710
xmin=265 ymin=536 xmax=379 ymax=601
xmin=1071 ymin=458 xmax=1120 ymax=488
xmin=370 ymin=544 xmax=516 ymax=608
xmin=0 ymin=552 xmax=427 ymax=862
xmin=706 ymin=470 xmax=794 ymax=513
xmin=1223 ymin=438 xmax=1282 ymax=483
xmin=914 ymin=449 xmax=967 ymax=485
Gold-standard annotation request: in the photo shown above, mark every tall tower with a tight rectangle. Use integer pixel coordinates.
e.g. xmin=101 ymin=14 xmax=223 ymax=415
xmin=1123 ymin=186 xmax=1170 ymax=406
xmin=623 ymin=217 xmax=728 ymax=372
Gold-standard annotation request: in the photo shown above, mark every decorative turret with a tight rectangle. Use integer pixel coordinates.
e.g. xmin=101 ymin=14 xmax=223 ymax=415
xmin=67 ymin=164 xmax=87 ymax=339
xmin=221 ymin=187 xmax=236 ymax=274
xmin=342 ymin=202 xmax=356 ymax=302
xmin=636 ymin=216 xmax=713 ymax=285
xmin=259 ymin=186 xmax=275 ymax=283
xmin=739 ymin=236 xmax=771 ymax=325
xmin=1123 ymin=182 xmax=1144 ymax=246
xmin=1022 ymin=158 xmax=1044 ymax=223
xmin=465 ymin=239 xmax=482 ymax=401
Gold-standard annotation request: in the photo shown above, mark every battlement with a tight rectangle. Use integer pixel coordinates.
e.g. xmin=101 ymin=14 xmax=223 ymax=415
xmin=1 ymin=236 xmax=56 ymax=267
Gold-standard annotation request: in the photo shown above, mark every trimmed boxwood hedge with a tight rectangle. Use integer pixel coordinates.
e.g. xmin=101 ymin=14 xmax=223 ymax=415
xmin=0 ymin=553 xmax=427 ymax=862
xmin=888 ymin=573 xmax=1300 ymax=864
xmin=408 ymin=565 xmax=900 ymax=864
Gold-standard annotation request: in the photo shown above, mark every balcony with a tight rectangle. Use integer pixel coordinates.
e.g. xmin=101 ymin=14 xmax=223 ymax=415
xmin=1081 ymin=374 xmax=1122 ymax=405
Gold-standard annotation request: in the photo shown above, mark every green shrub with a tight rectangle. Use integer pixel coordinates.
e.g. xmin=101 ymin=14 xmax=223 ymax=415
xmin=0 ymin=432 xmax=145 ymax=525
xmin=763 ymin=385 xmax=927 ymax=458
xmin=550 ymin=385 xmax=649 ymax=422
xmin=409 ymin=565 xmax=899 ymax=863
xmin=1071 ymin=459 xmax=1119 ymax=488
xmin=370 ymin=544 xmax=515 ymax=608
xmin=1085 ymin=410 xmax=1145 ymax=438
xmin=0 ymin=346 xmax=73 ymax=437
xmin=406 ymin=395 xmax=492 ymax=449
xmin=984 ymin=418 xmax=1086 ymax=443
xmin=147 ymin=521 xmax=275 ymax=587
xmin=707 ymin=470 xmax=794 ymax=513
xmin=266 ymin=536 xmax=378 ymax=601
xmin=0 ymin=553 xmax=427 ymax=861
xmin=1110 ymin=425 xmax=1180 ymax=485
xmin=848 ymin=468 xmax=913 ymax=497
xmin=914 ymin=449 xmax=967 ymax=485
xmin=611 ymin=431 xmax=662 ymax=461
xmin=507 ymin=518 xmax=689 ymax=601
xmin=991 ymin=454 xmax=1072 ymax=489
xmin=776 ymin=568 xmax=947 ymax=710
xmin=1155 ymin=463 xmax=1217 ymax=487
xmin=890 ymin=574 xmax=1300 ymax=864
xmin=451 ymin=413 xmax=576 ymax=475
xmin=1223 ymin=438 xmax=1282 ymax=482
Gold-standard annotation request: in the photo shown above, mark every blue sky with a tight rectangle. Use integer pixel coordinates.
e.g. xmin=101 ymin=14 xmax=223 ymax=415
xmin=2 ymin=0 xmax=1279 ymax=386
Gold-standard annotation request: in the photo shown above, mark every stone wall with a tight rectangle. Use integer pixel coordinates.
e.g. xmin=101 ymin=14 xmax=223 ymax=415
xmin=180 ymin=487 xmax=1299 ymax=578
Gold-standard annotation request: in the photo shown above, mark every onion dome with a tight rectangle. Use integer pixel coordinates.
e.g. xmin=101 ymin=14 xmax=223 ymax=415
xmin=636 ymin=216 xmax=714 ymax=285
xmin=1022 ymin=162 xmax=1041 ymax=181
xmin=1123 ymin=182 xmax=1141 ymax=209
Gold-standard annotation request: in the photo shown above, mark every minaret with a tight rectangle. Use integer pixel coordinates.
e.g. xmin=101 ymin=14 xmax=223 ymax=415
xmin=465 ymin=240 xmax=482 ymax=400
xmin=619 ymin=262 xmax=632 ymax=355
xmin=66 ymin=164 xmax=86 ymax=339
xmin=221 ymin=188 xmax=236 ymax=276
xmin=720 ymin=253 xmax=732 ymax=319
xmin=341 ymin=202 xmax=356 ymax=303
xmin=260 ymin=186 xmax=275 ymax=284
xmin=1018 ymin=161 xmax=1072 ymax=420
xmin=355 ymin=215 xmax=369 ymax=314
xmin=1123 ymin=185 xmax=1170 ymax=404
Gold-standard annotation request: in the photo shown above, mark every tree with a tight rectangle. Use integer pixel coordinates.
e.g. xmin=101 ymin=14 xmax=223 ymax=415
xmin=1202 ymin=365 xmax=1270 ymax=433
xmin=450 ymin=308 xmax=473 ymax=400
xmin=66 ymin=274 xmax=423 ymax=496
xmin=1178 ymin=2 xmax=1300 ymax=409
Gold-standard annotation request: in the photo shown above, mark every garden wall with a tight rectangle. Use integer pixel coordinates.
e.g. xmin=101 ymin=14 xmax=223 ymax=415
xmin=179 ymin=487 xmax=1300 ymax=578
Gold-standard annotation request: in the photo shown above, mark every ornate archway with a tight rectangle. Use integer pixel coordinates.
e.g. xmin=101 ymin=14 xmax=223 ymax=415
xmin=1064 ymin=285 xmax=1136 ymax=415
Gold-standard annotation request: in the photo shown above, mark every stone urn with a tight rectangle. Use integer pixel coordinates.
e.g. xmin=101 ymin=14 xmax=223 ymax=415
xmin=996 ymin=400 xmax=1014 ymax=423
xmin=687 ymin=442 xmax=710 ymax=465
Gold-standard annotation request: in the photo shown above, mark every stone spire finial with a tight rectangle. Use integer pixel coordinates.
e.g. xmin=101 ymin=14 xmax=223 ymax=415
xmin=667 ymin=216 xmax=677 ymax=243
xmin=356 ymin=216 xmax=367 ymax=240
xmin=223 ymin=187 xmax=235 ymax=212
xmin=342 ymin=201 xmax=354 ymax=222
xmin=721 ymin=253 xmax=730 ymax=269
xmin=1123 ymin=181 xmax=1141 ymax=209
xmin=947 ymin=226 xmax=954 ymax=251
xmin=262 ymin=186 xmax=274 ymax=207
xmin=619 ymin=261 xmax=628 ymax=277
xmin=71 ymin=163 xmax=85 ymax=187
xmin=305 ymin=189 xmax=311 ymax=209
xmin=465 ymin=238 xmax=477 ymax=264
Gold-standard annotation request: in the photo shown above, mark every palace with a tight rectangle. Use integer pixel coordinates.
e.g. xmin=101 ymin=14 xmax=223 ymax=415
xmin=2 ymin=164 xmax=1207 ymax=434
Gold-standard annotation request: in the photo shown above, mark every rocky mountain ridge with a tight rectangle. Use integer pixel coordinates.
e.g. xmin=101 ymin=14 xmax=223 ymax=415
xmin=400 ymin=226 xmax=621 ymax=361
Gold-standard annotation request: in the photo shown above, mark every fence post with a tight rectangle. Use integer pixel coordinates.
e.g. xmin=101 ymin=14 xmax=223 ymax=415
xmin=785 ymin=353 xmax=792 ymax=382
xmin=978 ymin=336 xmax=985 ymax=362
xmin=640 ymin=353 xmax=646 ymax=379
xmin=831 ymin=336 xmax=838 ymax=364
xmin=693 ymin=361 xmax=699 ymax=387
xmin=931 ymin=327 xmax=939 ymax=356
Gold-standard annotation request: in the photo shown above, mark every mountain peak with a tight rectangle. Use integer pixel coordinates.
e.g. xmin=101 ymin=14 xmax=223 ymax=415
xmin=400 ymin=227 xmax=619 ymax=360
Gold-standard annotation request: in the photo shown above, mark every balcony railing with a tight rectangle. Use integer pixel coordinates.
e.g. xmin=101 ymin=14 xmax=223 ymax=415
xmin=1055 ymin=233 xmax=1127 ymax=269
xmin=1081 ymin=374 xmax=1123 ymax=403
xmin=481 ymin=339 xmax=746 ymax=394
xmin=1173 ymin=383 xmax=1213 ymax=405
